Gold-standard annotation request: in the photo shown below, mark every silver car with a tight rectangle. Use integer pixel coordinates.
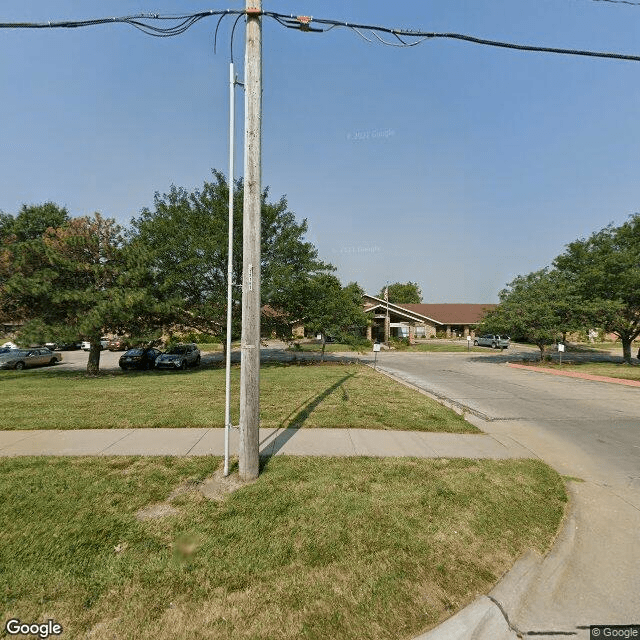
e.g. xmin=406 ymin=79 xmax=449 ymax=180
xmin=0 ymin=348 xmax=63 ymax=370
xmin=474 ymin=334 xmax=510 ymax=349
xmin=155 ymin=343 xmax=201 ymax=370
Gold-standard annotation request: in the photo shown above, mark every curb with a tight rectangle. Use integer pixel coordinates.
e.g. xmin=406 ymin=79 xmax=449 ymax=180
xmin=414 ymin=485 xmax=578 ymax=640
xmin=361 ymin=360 xmax=579 ymax=639
xmin=507 ymin=363 xmax=640 ymax=387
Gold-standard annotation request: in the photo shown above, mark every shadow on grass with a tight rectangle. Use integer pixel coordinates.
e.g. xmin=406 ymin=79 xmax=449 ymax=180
xmin=259 ymin=372 xmax=356 ymax=462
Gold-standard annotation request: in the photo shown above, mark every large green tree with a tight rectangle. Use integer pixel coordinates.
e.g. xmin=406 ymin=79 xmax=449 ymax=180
xmin=554 ymin=214 xmax=640 ymax=363
xmin=481 ymin=269 xmax=587 ymax=359
xmin=0 ymin=202 xmax=70 ymax=243
xmin=0 ymin=202 xmax=71 ymax=328
xmin=1 ymin=212 xmax=167 ymax=373
xmin=379 ymin=281 xmax=422 ymax=304
xmin=128 ymin=170 xmax=333 ymax=342
xmin=291 ymin=275 xmax=368 ymax=361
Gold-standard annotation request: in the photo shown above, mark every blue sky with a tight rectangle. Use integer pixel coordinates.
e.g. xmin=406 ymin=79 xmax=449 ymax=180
xmin=1 ymin=1 xmax=639 ymax=302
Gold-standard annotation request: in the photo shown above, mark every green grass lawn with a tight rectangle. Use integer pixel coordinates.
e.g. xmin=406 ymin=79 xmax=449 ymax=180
xmin=394 ymin=343 xmax=489 ymax=353
xmin=0 ymin=363 xmax=475 ymax=432
xmin=289 ymin=342 xmax=367 ymax=353
xmin=0 ymin=456 xmax=567 ymax=640
xmin=292 ymin=342 xmax=489 ymax=353
xmin=523 ymin=361 xmax=640 ymax=382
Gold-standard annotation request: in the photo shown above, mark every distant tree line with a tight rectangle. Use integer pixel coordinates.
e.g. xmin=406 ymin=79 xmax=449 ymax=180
xmin=480 ymin=214 xmax=640 ymax=363
xmin=0 ymin=171 xmax=368 ymax=373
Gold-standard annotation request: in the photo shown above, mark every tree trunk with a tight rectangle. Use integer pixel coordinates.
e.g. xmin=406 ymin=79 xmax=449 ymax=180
xmin=321 ymin=336 xmax=326 ymax=362
xmin=621 ymin=336 xmax=632 ymax=364
xmin=87 ymin=341 xmax=102 ymax=374
xmin=538 ymin=343 xmax=545 ymax=361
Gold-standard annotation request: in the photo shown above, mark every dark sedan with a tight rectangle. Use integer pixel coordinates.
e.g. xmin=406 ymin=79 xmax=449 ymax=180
xmin=119 ymin=347 xmax=162 ymax=371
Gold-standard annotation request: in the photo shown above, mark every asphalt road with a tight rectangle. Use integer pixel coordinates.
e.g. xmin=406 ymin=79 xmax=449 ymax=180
xmin=363 ymin=349 xmax=640 ymax=498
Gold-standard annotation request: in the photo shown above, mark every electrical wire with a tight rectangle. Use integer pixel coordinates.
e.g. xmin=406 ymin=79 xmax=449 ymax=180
xmin=1 ymin=9 xmax=640 ymax=63
xmin=592 ymin=0 xmax=640 ymax=5
xmin=0 ymin=11 xmax=243 ymax=37
xmin=263 ymin=11 xmax=640 ymax=62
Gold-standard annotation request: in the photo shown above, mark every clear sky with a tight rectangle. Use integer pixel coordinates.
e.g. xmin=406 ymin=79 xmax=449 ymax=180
xmin=2 ymin=1 xmax=639 ymax=302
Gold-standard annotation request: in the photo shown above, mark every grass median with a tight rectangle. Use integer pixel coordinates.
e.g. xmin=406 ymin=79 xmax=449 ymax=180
xmin=0 ymin=362 xmax=475 ymax=432
xmin=518 ymin=361 xmax=640 ymax=382
xmin=0 ymin=455 xmax=567 ymax=640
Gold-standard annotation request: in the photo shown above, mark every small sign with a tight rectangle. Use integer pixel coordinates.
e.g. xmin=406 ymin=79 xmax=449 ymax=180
xmin=373 ymin=343 xmax=381 ymax=352
xmin=466 ymin=336 xmax=471 ymax=341
xmin=558 ymin=343 xmax=565 ymax=352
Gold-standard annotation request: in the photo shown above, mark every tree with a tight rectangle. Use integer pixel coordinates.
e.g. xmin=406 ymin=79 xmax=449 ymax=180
xmin=0 ymin=202 xmax=70 ymax=243
xmin=554 ymin=214 xmax=640 ymax=363
xmin=293 ymin=275 xmax=369 ymax=361
xmin=128 ymin=170 xmax=333 ymax=345
xmin=481 ymin=269 xmax=586 ymax=359
xmin=379 ymin=281 xmax=422 ymax=304
xmin=0 ymin=202 xmax=71 ymax=327
xmin=1 ymin=212 xmax=168 ymax=373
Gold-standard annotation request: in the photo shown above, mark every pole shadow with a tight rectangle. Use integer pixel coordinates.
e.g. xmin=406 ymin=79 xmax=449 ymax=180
xmin=259 ymin=372 xmax=356 ymax=461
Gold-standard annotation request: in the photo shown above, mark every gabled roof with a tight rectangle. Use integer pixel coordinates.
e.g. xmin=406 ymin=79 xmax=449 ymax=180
xmin=363 ymin=294 xmax=495 ymax=325
xmin=402 ymin=304 xmax=496 ymax=325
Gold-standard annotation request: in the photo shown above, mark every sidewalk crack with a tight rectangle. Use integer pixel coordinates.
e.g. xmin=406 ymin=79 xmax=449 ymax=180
xmin=185 ymin=428 xmax=211 ymax=456
xmin=99 ymin=429 xmax=139 ymax=454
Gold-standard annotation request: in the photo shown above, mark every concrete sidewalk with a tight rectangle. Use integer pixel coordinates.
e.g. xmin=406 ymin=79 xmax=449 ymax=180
xmin=0 ymin=427 xmax=533 ymax=459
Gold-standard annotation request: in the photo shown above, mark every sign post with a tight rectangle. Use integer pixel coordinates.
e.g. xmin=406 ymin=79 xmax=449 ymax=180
xmin=373 ymin=341 xmax=381 ymax=369
xmin=467 ymin=335 xmax=471 ymax=351
xmin=558 ymin=342 xmax=565 ymax=366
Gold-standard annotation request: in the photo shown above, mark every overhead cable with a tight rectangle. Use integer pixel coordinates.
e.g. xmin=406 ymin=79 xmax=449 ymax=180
xmin=263 ymin=11 xmax=640 ymax=62
xmin=1 ymin=9 xmax=639 ymax=63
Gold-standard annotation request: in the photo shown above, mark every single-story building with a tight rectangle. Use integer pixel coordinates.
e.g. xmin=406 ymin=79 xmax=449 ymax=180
xmin=363 ymin=294 xmax=496 ymax=342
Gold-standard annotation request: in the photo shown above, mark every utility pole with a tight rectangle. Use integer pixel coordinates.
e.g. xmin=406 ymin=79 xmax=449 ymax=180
xmin=238 ymin=0 xmax=262 ymax=481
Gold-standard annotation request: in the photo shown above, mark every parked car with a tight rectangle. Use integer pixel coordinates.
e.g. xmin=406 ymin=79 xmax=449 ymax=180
xmin=155 ymin=343 xmax=201 ymax=370
xmin=45 ymin=341 xmax=81 ymax=350
xmin=474 ymin=334 xmax=510 ymax=349
xmin=81 ymin=337 xmax=109 ymax=351
xmin=108 ymin=338 xmax=131 ymax=352
xmin=119 ymin=347 xmax=162 ymax=371
xmin=0 ymin=348 xmax=62 ymax=370
xmin=56 ymin=342 xmax=82 ymax=350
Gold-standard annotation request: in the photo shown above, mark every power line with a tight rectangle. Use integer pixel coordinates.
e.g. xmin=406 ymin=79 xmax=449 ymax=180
xmin=1 ymin=9 xmax=640 ymax=62
xmin=0 ymin=11 xmax=243 ymax=37
xmin=264 ymin=11 xmax=640 ymax=62
xmin=591 ymin=0 xmax=640 ymax=6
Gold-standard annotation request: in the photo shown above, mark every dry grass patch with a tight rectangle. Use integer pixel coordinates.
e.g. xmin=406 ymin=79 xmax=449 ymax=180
xmin=0 ymin=456 xmax=567 ymax=640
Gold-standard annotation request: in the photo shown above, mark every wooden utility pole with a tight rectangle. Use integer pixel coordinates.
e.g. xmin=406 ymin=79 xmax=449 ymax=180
xmin=239 ymin=0 xmax=262 ymax=481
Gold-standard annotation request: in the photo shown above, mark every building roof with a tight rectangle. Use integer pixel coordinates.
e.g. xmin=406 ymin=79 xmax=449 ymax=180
xmin=363 ymin=295 xmax=495 ymax=325
xmin=401 ymin=303 xmax=496 ymax=325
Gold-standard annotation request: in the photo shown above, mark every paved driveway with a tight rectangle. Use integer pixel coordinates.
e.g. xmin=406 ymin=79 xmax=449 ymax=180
xmin=363 ymin=350 xmax=640 ymax=632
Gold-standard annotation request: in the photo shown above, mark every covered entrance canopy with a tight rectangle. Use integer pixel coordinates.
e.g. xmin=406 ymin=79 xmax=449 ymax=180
xmin=363 ymin=295 xmax=495 ymax=343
